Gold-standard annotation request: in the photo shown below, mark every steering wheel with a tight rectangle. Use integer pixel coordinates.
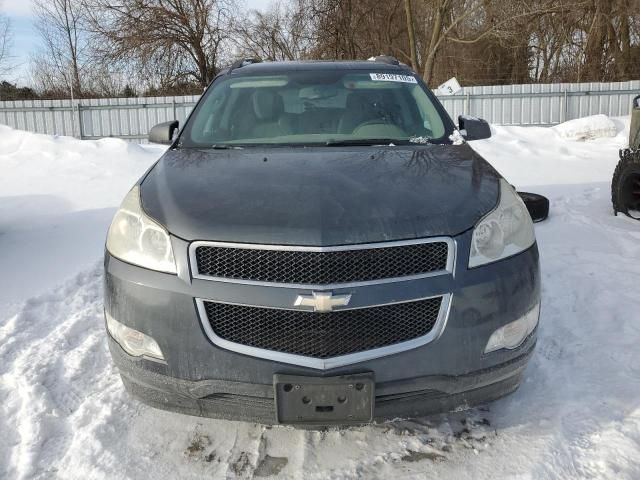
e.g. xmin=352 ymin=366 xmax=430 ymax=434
xmin=353 ymin=119 xmax=390 ymax=130
xmin=352 ymin=119 xmax=408 ymax=138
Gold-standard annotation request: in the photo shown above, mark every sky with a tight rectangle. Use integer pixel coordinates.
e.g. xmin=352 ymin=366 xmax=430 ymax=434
xmin=1 ymin=0 xmax=274 ymax=85
xmin=3 ymin=0 xmax=39 ymax=84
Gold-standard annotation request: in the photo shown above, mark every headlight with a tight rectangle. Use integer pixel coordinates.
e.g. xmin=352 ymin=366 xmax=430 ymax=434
xmin=106 ymin=311 xmax=165 ymax=361
xmin=484 ymin=302 xmax=540 ymax=353
xmin=469 ymin=179 xmax=535 ymax=268
xmin=106 ymin=186 xmax=176 ymax=273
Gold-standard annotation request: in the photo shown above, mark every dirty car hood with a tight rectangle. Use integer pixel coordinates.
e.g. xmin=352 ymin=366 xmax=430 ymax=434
xmin=140 ymin=144 xmax=500 ymax=245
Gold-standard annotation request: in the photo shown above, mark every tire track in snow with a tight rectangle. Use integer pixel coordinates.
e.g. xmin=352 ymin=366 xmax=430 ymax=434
xmin=0 ymin=265 xmax=112 ymax=479
xmin=220 ymin=423 xmax=265 ymax=479
xmin=513 ymin=184 xmax=640 ymax=479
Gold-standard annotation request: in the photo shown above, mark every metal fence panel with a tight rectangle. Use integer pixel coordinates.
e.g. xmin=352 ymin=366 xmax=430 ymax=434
xmin=438 ymin=80 xmax=640 ymax=126
xmin=0 ymin=81 xmax=638 ymax=141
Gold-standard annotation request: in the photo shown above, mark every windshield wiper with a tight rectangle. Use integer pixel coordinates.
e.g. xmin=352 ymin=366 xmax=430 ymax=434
xmin=210 ymin=144 xmax=244 ymax=149
xmin=325 ymin=138 xmax=405 ymax=146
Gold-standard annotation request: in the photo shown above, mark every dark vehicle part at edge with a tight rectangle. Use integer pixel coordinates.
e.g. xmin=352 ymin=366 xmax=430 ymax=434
xmin=517 ymin=193 xmax=549 ymax=223
xmin=612 ymin=94 xmax=640 ymax=219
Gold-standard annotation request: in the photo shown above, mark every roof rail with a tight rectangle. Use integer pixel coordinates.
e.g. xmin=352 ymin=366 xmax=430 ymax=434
xmin=229 ymin=58 xmax=262 ymax=72
xmin=368 ymin=55 xmax=400 ymax=66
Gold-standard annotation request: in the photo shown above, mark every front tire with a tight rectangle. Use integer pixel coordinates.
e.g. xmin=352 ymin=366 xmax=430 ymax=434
xmin=612 ymin=149 xmax=640 ymax=220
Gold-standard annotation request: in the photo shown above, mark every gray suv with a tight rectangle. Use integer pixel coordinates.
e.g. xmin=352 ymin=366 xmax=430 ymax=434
xmin=104 ymin=58 xmax=541 ymax=426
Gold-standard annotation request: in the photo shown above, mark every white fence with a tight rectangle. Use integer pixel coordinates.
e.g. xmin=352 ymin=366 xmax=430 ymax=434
xmin=0 ymin=95 xmax=200 ymax=141
xmin=0 ymin=80 xmax=638 ymax=141
xmin=440 ymin=80 xmax=640 ymax=127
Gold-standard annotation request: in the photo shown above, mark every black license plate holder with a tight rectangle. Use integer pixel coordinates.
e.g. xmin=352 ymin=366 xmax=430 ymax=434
xmin=274 ymin=373 xmax=374 ymax=425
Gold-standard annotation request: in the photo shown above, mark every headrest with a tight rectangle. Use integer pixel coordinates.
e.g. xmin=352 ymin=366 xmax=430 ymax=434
xmin=252 ymin=90 xmax=283 ymax=121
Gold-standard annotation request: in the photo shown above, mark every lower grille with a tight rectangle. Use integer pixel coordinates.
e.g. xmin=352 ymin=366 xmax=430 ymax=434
xmin=202 ymin=297 xmax=443 ymax=359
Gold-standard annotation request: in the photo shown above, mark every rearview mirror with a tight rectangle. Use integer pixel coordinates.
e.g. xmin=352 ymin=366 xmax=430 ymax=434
xmin=149 ymin=121 xmax=179 ymax=145
xmin=458 ymin=115 xmax=491 ymax=141
xmin=518 ymin=192 xmax=549 ymax=223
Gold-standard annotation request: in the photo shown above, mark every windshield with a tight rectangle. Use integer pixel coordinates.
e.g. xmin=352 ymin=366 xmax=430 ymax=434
xmin=180 ymin=69 xmax=452 ymax=147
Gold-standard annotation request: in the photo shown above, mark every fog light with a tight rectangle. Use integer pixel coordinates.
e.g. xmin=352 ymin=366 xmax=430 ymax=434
xmin=484 ymin=302 xmax=540 ymax=353
xmin=105 ymin=312 xmax=165 ymax=361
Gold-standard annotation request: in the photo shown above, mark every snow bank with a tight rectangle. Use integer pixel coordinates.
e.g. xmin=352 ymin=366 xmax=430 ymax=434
xmin=0 ymin=126 xmax=165 ymax=313
xmin=2 ymin=120 xmax=640 ymax=479
xmin=552 ymin=113 xmax=618 ymax=141
xmin=471 ymin=115 xmax=629 ymax=187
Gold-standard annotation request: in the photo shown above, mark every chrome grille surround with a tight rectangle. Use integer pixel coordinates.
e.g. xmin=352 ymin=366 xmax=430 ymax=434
xmin=195 ymin=294 xmax=452 ymax=370
xmin=189 ymin=237 xmax=455 ymax=288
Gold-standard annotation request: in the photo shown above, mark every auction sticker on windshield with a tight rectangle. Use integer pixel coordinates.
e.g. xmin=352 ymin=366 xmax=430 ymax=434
xmin=369 ymin=73 xmax=417 ymax=83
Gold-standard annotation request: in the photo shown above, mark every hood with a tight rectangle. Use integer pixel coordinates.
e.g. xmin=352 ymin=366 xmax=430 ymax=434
xmin=140 ymin=144 xmax=500 ymax=245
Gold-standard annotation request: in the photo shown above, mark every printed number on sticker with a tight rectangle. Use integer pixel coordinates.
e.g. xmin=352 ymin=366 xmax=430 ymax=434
xmin=369 ymin=73 xmax=417 ymax=84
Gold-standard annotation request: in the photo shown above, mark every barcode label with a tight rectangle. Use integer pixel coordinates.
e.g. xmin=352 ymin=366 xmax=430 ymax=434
xmin=369 ymin=73 xmax=418 ymax=83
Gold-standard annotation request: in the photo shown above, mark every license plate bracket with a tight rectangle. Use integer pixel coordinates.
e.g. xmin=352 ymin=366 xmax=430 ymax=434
xmin=274 ymin=373 xmax=374 ymax=425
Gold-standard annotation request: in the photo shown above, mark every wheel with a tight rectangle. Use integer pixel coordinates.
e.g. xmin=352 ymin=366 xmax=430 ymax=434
xmin=612 ymin=149 xmax=640 ymax=220
xmin=517 ymin=192 xmax=549 ymax=223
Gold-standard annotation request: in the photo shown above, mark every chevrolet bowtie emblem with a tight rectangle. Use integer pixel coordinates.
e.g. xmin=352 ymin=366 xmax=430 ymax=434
xmin=294 ymin=291 xmax=352 ymax=312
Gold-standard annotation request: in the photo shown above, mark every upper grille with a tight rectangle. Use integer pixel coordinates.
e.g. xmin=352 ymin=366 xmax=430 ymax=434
xmin=202 ymin=297 xmax=443 ymax=359
xmin=194 ymin=240 xmax=450 ymax=285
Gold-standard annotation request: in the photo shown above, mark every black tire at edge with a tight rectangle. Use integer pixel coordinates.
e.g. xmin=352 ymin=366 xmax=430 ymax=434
xmin=612 ymin=149 xmax=640 ymax=220
xmin=517 ymin=192 xmax=549 ymax=223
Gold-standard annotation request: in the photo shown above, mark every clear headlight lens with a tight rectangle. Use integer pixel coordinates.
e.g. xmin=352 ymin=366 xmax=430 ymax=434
xmin=484 ymin=302 xmax=540 ymax=353
xmin=469 ymin=179 xmax=535 ymax=268
xmin=106 ymin=186 xmax=176 ymax=273
xmin=105 ymin=311 xmax=165 ymax=361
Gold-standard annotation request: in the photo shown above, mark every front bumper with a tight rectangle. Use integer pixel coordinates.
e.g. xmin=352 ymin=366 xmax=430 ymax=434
xmin=104 ymin=230 xmax=540 ymax=424
xmin=110 ymin=334 xmax=534 ymax=423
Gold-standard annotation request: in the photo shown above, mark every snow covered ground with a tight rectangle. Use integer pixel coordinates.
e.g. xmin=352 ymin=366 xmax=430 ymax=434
xmin=1 ymin=118 xmax=639 ymax=479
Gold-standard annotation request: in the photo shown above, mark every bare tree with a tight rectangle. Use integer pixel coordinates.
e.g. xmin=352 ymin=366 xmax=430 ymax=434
xmin=404 ymin=0 xmax=419 ymax=71
xmin=32 ymin=0 xmax=89 ymax=95
xmin=578 ymin=0 xmax=640 ymax=81
xmin=415 ymin=0 xmax=591 ymax=84
xmin=87 ymin=0 xmax=235 ymax=88
xmin=19 ymin=0 xmax=640 ymax=98
xmin=526 ymin=0 xmax=640 ymax=83
xmin=233 ymin=1 xmax=314 ymax=61
xmin=0 ymin=1 xmax=13 ymax=76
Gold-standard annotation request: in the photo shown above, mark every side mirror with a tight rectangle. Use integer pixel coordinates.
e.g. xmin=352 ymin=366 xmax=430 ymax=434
xmin=518 ymin=192 xmax=549 ymax=223
xmin=458 ymin=115 xmax=491 ymax=141
xmin=149 ymin=120 xmax=179 ymax=144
